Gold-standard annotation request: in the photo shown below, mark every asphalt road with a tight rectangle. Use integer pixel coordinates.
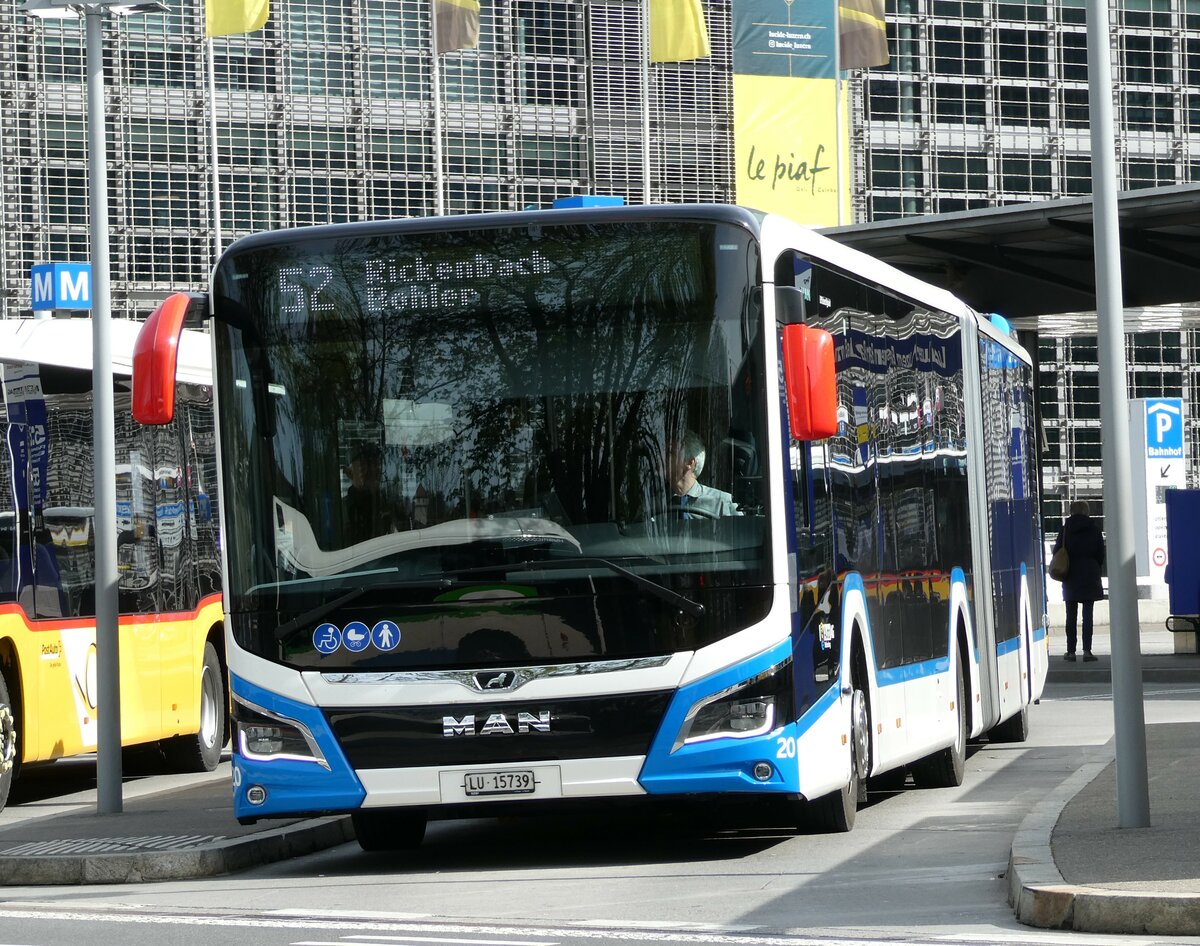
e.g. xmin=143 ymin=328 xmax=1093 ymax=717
xmin=2 ymin=679 xmax=1199 ymax=946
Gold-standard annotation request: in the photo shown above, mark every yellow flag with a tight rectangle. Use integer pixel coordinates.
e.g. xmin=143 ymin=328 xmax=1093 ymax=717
xmin=649 ymin=0 xmax=710 ymax=63
xmin=839 ymin=0 xmax=889 ymax=70
xmin=205 ymin=0 xmax=269 ymax=37
xmin=436 ymin=0 xmax=481 ymax=55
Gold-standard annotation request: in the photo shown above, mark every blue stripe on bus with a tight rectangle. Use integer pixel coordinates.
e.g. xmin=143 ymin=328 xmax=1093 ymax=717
xmin=1033 ymin=625 xmax=1046 ymax=641
xmin=876 ymin=655 xmax=951 ymax=686
xmin=996 ymin=636 xmax=1021 ymax=656
xmin=230 ymin=674 xmax=365 ymax=820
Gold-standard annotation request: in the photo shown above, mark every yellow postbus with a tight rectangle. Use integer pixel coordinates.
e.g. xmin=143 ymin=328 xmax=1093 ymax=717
xmin=0 ymin=317 xmax=223 ymax=813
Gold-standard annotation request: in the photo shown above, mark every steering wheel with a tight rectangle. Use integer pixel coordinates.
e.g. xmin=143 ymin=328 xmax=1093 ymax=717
xmin=666 ymin=502 xmax=718 ymax=521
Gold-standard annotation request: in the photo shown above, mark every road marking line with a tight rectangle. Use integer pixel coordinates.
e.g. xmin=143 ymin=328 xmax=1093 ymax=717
xmin=343 ymin=937 xmax=559 ymax=945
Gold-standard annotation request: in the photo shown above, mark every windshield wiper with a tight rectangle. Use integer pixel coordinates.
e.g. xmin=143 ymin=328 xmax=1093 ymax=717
xmin=434 ymin=557 xmax=704 ymax=617
xmin=275 ymin=587 xmax=368 ymax=643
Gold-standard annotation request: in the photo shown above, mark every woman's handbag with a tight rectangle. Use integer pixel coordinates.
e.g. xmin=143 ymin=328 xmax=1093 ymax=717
xmin=1049 ymin=546 xmax=1070 ymax=581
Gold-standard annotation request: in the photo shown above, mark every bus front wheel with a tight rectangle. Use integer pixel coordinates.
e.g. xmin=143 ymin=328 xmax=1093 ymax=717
xmin=352 ymin=809 xmax=428 ymax=852
xmin=162 ymin=642 xmax=225 ymax=772
xmin=803 ymin=686 xmax=867 ymax=833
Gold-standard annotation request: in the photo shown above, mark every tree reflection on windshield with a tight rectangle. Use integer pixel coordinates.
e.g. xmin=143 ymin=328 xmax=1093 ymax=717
xmin=217 ymin=219 xmax=770 ymax=613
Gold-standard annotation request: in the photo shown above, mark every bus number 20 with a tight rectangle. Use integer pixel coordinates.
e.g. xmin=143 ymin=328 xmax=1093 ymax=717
xmin=776 ymin=736 xmax=796 ymax=759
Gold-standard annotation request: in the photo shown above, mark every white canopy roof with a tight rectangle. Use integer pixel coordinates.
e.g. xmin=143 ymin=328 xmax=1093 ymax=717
xmin=0 ymin=317 xmax=212 ymax=386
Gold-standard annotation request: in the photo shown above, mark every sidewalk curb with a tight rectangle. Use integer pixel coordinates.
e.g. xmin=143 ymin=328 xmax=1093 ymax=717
xmin=0 ymin=815 xmax=354 ymax=885
xmin=1008 ymin=749 xmax=1200 ymax=936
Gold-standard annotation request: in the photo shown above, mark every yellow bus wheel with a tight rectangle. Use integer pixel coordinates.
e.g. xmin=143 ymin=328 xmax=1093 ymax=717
xmin=0 ymin=672 xmax=17 ymax=814
xmin=161 ymin=642 xmax=225 ymax=773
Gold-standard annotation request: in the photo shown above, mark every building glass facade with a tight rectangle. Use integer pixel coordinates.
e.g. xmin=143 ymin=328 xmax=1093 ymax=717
xmin=1 ymin=0 xmax=1196 ymax=539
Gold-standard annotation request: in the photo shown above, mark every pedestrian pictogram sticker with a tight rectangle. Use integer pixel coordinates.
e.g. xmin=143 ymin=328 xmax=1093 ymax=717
xmin=372 ymin=620 xmax=400 ymax=651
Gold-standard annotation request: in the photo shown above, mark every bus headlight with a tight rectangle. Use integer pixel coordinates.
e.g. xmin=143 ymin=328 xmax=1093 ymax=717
xmin=233 ymin=696 xmax=329 ymax=768
xmin=674 ymin=658 xmax=794 ymax=751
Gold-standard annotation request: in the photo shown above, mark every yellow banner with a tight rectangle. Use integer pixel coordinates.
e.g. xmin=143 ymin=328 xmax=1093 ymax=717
xmin=205 ymin=0 xmax=269 ymax=37
xmin=733 ymin=74 xmax=849 ymax=227
xmin=649 ymin=0 xmax=711 ymax=63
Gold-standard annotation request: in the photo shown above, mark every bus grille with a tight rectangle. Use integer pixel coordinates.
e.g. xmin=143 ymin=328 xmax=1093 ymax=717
xmin=324 ymin=691 xmax=674 ymax=769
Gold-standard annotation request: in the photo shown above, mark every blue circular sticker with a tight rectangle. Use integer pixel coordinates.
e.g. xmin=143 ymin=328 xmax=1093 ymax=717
xmin=371 ymin=620 xmax=401 ymax=652
xmin=313 ymin=623 xmax=341 ymax=654
xmin=342 ymin=620 xmax=371 ymax=653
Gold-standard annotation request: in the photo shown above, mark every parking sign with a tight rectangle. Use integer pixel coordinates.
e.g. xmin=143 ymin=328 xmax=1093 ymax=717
xmin=1146 ymin=399 xmax=1184 ymax=459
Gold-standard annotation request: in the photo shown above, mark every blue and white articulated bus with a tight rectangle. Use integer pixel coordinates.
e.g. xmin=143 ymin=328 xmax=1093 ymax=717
xmin=134 ymin=204 xmax=1047 ymax=849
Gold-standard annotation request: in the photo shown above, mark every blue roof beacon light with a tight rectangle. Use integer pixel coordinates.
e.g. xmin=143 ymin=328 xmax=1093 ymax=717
xmin=989 ymin=312 xmax=1016 ymax=337
xmin=551 ymin=195 xmax=626 ymax=209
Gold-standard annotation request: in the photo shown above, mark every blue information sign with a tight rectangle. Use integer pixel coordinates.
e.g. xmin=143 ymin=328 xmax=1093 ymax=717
xmin=1145 ymin=399 xmax=1184 ymax=459
xmin=30 ymin=263 xmax=92 ymax=310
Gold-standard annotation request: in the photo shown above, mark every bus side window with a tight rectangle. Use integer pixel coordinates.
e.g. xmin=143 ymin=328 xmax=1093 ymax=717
xmin=151 ymin=420 xmax=196 ymax=613
xmin=792 ymin=440 xmax=833 ymax=580
xmin=183 ymin=397 xmax=221 ymax=600
xmin=116 ymin=410 xmax=162 ymax=615
xmin=791 ymin=438 xmax=838 ymax=685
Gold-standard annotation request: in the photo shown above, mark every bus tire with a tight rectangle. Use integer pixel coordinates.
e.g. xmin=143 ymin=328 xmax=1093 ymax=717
xmin=352 ymin=809 xmax=427 ymax=851
xmin=162 ymin=642 xmax=225 ymax=773
xmin=911 ymin=657 xmax=966 ymax=788
xmin=804 ymin=685 xmax=867 ymax=833
xmin=0 ymin=671 xmax=17 ymax=814
xmin=989 ymin=705 xmax=1029 ymax=744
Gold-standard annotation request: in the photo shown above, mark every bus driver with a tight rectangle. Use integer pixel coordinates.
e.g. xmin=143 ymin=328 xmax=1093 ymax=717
xmin=669 ymin=430 xmax=741 ymax=519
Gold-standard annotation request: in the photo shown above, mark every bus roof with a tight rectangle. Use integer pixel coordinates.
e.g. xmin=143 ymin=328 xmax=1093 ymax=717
xmin=0 ymin=317 xmax=212 ymax=386
xmin=218 ymin=202 xmax=765 ymax=257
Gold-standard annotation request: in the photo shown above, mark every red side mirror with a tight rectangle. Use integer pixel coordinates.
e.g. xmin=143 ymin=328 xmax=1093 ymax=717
xmin=133 ymin=292 xmax=195 ymax=425
xmin=782 ymin=323 xmax=838 ymax=441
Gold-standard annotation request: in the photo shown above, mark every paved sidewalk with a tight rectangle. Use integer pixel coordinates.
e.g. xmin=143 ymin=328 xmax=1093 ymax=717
xmin=1009 ymin=623 xmax=1200 ymax=935
xmin=0 ymin=765 xmax=352 ymax=884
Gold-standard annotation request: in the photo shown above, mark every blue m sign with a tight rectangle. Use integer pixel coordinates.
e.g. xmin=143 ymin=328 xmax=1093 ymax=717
xmin=30 ymin=263 xmax=92 ymax=310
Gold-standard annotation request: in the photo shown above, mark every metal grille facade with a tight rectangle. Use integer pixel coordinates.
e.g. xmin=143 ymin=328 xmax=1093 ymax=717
xmin=0 ymin=0 xmax=735 ymax=322
xmin=1 ymin=0 xmax=1196 ymax=533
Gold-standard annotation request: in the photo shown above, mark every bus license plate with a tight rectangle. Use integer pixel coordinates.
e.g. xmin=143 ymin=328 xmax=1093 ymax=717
xmin=464 ymin=770 xmax=536 ymax=796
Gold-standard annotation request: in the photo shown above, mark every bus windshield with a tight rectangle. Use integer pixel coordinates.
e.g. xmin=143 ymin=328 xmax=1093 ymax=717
xmin=212 ymin=217 xmax=772 ymax=670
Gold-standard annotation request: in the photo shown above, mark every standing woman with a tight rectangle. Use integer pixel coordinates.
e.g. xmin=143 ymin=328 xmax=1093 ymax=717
xmin=1053 ymin=499 xmax=1107 ymax=661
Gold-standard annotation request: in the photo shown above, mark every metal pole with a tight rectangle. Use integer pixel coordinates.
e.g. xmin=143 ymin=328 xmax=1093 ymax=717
xmin=640 ymin=0 xmax=651 ymax=205
xmin=206 ymin=37 xmax=223 ymax=260
xmin=430 ymin=1 xmax=445 ymax=215
xmin=1086 ymin=0 xmax=1149 ymax=827
xmin=835 ymin=75 xmax=845 ymax=226
xmin=834 ymin=4 xmax=844 ymax=227
xmin=85 ymin=5 xmax=122 ymax=815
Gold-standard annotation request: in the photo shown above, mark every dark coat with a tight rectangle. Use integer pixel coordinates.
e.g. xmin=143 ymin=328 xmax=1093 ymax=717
xmin=1053 ymin=513 xmax=1106 ymax=602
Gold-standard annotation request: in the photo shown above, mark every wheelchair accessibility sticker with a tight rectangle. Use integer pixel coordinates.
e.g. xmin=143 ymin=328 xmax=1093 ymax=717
xmin=313 ymin=623 xmax=341 ymax=654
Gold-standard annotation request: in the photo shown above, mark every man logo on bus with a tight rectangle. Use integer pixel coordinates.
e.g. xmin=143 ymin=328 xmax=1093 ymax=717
xmin=443 ymin=711 xmax=552 ymax=737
